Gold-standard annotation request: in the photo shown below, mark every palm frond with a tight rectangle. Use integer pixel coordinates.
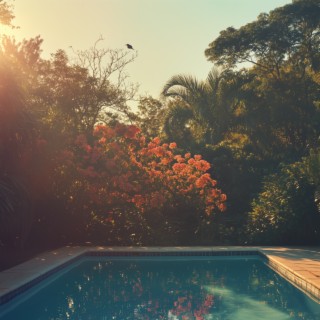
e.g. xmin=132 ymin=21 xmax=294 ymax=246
xmin=164 ymin=103 xmax=194 ymax=126
xmin=162 ymin=75 xmax=206 ymax=100
xmin=161 ymin=86 xmax=189 ymax=102
xmin=161 ymin=67 xmax=237 ymax=145
xmin=206 ymin=68 xmax=221 ymax=92
xmin=163 ymin=103 xmax=194 ymax=139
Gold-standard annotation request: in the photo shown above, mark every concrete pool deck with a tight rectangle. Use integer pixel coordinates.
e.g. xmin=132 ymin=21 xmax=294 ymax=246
xmin=0 ymin=246 xmax=320 ymax=304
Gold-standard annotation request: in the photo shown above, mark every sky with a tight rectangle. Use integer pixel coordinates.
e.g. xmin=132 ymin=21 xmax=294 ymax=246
xmin=4 ymin=0 xmax=292 ymax=99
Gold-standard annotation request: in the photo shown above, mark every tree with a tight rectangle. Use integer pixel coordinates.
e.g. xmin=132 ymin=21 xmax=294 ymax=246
xmin=0 ymin=35 xmax=138 ymax=138
xmin=205 ymin=0 xmax=320 ymax=77
xmin=248 ymin=160 xmax=320 ymax=245
xmin=74 ymin=37 xmax=139 ymax=124
xmin=0 ymin=32 xmax=142 ymax=248
xmin=0 ymin=3 xmax=44 ymax=248
xmin=162 ymin=99 xmax=197 ymax=148
xmin=33 ymin=41 xmax=138 ymax=137
xmin=135 ymin=96 xmax=166 ymax=140
xmin=161 ymin=68 xmax=240 ymax=146
xmin=0 ymin=0 xmax=15 ymax=28
xmin=0 ymin=57 xmax=37 ymax=248
xmin=198 ymin=1 xmax=320 ymax=245
xmin=64 ymin=123 xmax=227 ymax=245
xmin=205 ymin=0 xmax=320 ymax=160
xmin=303 ymin=147 xmax=320 ymax=212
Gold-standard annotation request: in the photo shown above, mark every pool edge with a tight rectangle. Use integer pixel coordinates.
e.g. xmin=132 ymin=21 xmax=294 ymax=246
xmin=1 ymin=246 xmax=320 ymax=305
xmin=263 ymin=253 xmax=320 ymax=304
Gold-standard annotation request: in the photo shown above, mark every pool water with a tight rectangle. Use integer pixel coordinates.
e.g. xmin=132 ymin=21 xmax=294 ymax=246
xmin=1 ymin=257 xmax=320 ymax=320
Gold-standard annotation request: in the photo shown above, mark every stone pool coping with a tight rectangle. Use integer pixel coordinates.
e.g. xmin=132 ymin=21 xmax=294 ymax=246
xmin=0 ymin=246 xmax=320 ymax=305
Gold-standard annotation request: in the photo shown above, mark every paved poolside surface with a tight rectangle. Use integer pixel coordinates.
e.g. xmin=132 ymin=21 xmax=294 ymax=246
xmin=0 ymin=246 xmax=320 ymax=304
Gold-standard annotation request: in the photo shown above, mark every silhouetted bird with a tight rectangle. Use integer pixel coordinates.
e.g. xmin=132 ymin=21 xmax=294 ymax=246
xmin=126 ymin=44 xmax=134 ymax=50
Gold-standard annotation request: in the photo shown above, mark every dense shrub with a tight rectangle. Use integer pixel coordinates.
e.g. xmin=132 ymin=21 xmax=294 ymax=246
xmin=248 ymin=160 xmax=320 ymax=245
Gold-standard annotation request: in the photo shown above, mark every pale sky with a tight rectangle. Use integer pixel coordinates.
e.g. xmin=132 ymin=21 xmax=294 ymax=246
xmin=4 ymin=0 xmax=292 ymax=98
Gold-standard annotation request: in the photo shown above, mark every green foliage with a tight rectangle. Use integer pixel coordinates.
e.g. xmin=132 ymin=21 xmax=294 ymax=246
xmin=34 ymin=46 xmax=138 ymax=136
xmin=248 ymin=160 xmax=320 ymax=245
xmin=135 ymin=96 xmax=166 ymax=139
xmin=161 ymin=68 xmax=242 ymax=146
xmin=205 ymin=0 xmax=320 ymax=74
xmin=157 ymin=0 xmax=320 ymax=246
xmin=0 ymin=59 xmax=37 ymax=248
xmin=201 ymin=141 xmax=275 ymax=244
xmin=304 ymin=147 xmax=320 ymax=212
xmin=0 ymin=34 xmax=140 ymax=248
xmin=234 ymin=70 xmax=320 ymax=161
xmin=163 ymin=100 xmax=197 ymax=148
xmin=305 ymin=147 xmax=320 ymax=186
xmin=204 ymin=0 xmax=320 ymax=162
xmin=2 ymin=0 xmax=320 ymax=252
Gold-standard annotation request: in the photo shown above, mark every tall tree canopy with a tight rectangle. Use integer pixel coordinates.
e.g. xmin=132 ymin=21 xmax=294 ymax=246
xmin=205 ymin=0 xmax=320 ymax=76
xmin=204 ymin=0 xmax=320 ymax=160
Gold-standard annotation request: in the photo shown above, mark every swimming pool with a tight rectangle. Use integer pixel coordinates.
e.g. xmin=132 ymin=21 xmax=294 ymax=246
xmin=1 ymin=255 xmax=320 ymax=320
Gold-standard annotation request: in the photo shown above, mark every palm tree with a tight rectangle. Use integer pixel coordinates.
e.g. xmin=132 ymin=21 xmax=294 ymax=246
xmin=162 ymin=101 xmax=196 ymax=147
xmin=162 ymin=68 xmax=236 ymax=146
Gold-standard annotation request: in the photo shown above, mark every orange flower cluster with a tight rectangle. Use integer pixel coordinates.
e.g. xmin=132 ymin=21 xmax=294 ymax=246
xmin=74 ymin=124 xmax=226 ymax=217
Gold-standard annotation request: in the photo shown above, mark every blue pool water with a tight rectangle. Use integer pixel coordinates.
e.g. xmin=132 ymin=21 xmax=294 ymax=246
xmin=1 ymin=256 xmax=320 ymax=320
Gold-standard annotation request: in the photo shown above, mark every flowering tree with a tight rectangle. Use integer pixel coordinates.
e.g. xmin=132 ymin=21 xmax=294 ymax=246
xmin=69 ymin=123 xmax=226 ymax=244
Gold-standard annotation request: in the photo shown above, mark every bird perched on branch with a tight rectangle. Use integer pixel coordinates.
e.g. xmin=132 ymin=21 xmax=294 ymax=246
xmin=126 ymin=43 xmax=134 ymax=50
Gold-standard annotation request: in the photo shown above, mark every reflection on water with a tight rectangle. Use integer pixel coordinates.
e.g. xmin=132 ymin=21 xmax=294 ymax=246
xmin=1 ymin=258 xmax=320 ymax=320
